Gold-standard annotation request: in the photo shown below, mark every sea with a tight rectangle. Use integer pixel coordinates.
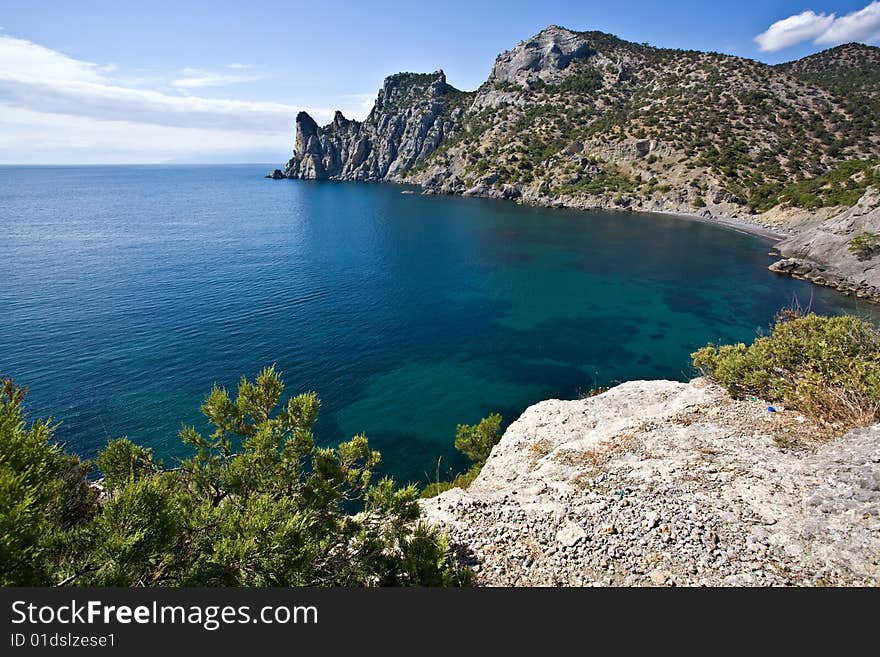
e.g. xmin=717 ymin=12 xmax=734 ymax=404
xmin=1 ymin=164 xmax=874 ymax=483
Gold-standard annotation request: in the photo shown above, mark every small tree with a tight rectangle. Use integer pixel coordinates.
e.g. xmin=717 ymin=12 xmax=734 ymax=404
xmin=0 ymin=367 xmax=471 ymax=587
xmin=454 ymin=413 xmax=503 ymax=464
xmin=423 ymin=413 xmax=503 ymax=498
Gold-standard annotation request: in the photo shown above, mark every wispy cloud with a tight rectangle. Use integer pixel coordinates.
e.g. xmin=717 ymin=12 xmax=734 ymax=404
xmin=340 ymin=92 xmax=378 ymax=117
xmin=0 ymin=33 xmax=373 ymax=162
xmin=0 ymin=34 xmax=108 ymax=83
xmin=0 ymin=34 xmax=290 ymax=131
xmin=0 ymin=104 xmax=289 ymax=164
xmin=755 ymin=2 xmax=880 ymax=51
xmin=0 ymin=75 xmax=297 ymax=132
xmin=170 ymin=66 xmax=261 ymax=89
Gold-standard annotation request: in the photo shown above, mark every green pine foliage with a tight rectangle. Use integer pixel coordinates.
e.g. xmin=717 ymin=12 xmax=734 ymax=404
xmin=422 ymin=413 xmax=502 ymax=498
xmin=770 ymin=160 xmax=880 ymax=210
xmin=848 ymin=231 xmax=880 ymax=261
xmin=0 ymin=367 xmax=472 ymax=587
xmin=0 ymin=379 xmax=96 ymax=585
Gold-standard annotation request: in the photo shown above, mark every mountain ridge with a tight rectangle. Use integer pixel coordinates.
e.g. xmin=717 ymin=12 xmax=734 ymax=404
xmin=280 ymin=25 xmax=878 ymax=218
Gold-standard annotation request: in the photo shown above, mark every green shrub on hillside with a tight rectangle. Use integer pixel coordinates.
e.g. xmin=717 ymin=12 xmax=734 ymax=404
xmin=692 ymin=313 xmax=880 ymax=429
xmin=0 ymin=368 xmax=472 ymax=587
xmin=849 ymin=231 xmax=880 ymax=261
xmin=555 ymin=170 xmax=637 ymax=196
xmin=777 ymin=160 xmax=880 ymax=210
xmin=536 ymin=68 xmax=604 ymax=94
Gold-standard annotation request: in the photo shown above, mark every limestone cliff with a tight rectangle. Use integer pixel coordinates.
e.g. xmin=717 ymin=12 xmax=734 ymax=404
xmin=283 ymin=71 xmax=471 ymax=181
xmin=420 ymin=378 xmax=880 ymax=586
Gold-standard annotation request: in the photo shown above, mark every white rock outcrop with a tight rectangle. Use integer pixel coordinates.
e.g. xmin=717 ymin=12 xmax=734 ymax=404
xmin=420 ymin=379 xmax=880 ymax=586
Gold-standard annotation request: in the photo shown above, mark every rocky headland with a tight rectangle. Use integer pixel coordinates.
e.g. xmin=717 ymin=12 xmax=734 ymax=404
xmin=283 ymin=71 xmax=468 ymax=182
xmin=272 ymin=25 xmax=880 ymax=302
xmin=419 ymin=378 xmax=880 ymax=586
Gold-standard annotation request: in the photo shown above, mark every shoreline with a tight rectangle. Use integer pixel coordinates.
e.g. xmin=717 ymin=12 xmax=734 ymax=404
xmin=422 ymin=185 xmax=880 ymax=304
xmin=508 ymin=192 xmax=792 ymax=242
xmin=276 ymin=175 xmax=793 ymax=242
xmin=643 ymin=208 xmax=788 ymax=241
xmin=430 ymin=184 xmax=794 ymax=241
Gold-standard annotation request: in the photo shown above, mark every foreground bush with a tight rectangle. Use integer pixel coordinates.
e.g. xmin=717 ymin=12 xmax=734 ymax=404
xmin=0 ymin=380 xmax=96 ymax=585
xmin=692 ymin=312 xmax=880 ymax=430
xmin=0 ymin=367 xmax=471 ymax=587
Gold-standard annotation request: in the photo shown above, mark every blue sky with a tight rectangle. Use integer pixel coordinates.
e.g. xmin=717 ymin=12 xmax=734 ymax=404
xmin=1 ymin=1 xmax=878 ymax=163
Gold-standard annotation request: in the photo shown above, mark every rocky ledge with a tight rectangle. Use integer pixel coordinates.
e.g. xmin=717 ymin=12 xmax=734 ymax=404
xmin=769 ymin=257 xmax=880 ymax=303
xmin=769 ymin=187 xmax=880 ymax=304
xmin=420 ymin=379 xmax=880 ymax=586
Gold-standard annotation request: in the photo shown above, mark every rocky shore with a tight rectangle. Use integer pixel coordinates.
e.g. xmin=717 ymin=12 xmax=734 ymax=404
xmin=420 ymin=379 xmax=880 ymax=586
xmin=769 ymin=257 xmax=880 ymax=304
xmin=768 ymin=188 xmax=880 ymax=304
xmin=422 ymin=181 xmax=792 ymax=241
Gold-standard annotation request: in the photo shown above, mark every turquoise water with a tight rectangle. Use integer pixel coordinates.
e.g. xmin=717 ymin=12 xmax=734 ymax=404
xmin=1 ymin=165 xmax=874 ymax=483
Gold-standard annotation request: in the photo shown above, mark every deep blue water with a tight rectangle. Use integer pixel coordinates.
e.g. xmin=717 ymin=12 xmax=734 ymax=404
xmin=1 ymin=165 xmax=875 ymax=483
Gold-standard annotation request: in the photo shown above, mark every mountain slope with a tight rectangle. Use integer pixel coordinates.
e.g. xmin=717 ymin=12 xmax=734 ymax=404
xmin=281 ymin=26 xmax=879 ymax=220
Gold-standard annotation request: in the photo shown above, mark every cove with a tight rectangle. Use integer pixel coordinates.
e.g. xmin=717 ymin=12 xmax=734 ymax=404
xmin=1 ymin=164 xmax=875 ymax=483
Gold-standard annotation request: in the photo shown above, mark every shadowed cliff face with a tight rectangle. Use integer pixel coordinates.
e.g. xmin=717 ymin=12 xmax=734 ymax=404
xmin=284 ymin=71 xmax=471 ymax=181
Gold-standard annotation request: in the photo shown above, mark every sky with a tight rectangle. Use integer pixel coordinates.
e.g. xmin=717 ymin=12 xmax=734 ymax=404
xmin=1 ymin=1 xmax=878 ymax=164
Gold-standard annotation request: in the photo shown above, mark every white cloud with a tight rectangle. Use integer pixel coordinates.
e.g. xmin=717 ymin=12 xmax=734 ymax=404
xmin=0 ymin=34 xmax=108 ymax=82
xmin=171 ymin=66 xmax=261 ymax=89
xmin=0 ymin=104 xmax=289 ymax=163
xmin=0 ymin=33 xmax=373 ymax=162
xmin=755 ymin=2 xmax=880 ymax=51
xmin=0 ymin=72 xmax=297 ymax=133
xmin=0 ymin=34 xmax=289 ymax=132
xmin=754 ymin=10 xmax=834 ymax=51
xmin=816 ymin=1 xmax=880 ymax=44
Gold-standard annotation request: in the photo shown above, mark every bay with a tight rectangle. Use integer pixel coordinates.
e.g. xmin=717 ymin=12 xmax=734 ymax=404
xmin=0 ymin=164 xmax=874 ymax=483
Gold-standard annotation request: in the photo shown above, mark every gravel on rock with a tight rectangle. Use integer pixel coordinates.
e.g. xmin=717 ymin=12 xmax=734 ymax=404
xmin=419 ymin=379 xmax=880 ymax=586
